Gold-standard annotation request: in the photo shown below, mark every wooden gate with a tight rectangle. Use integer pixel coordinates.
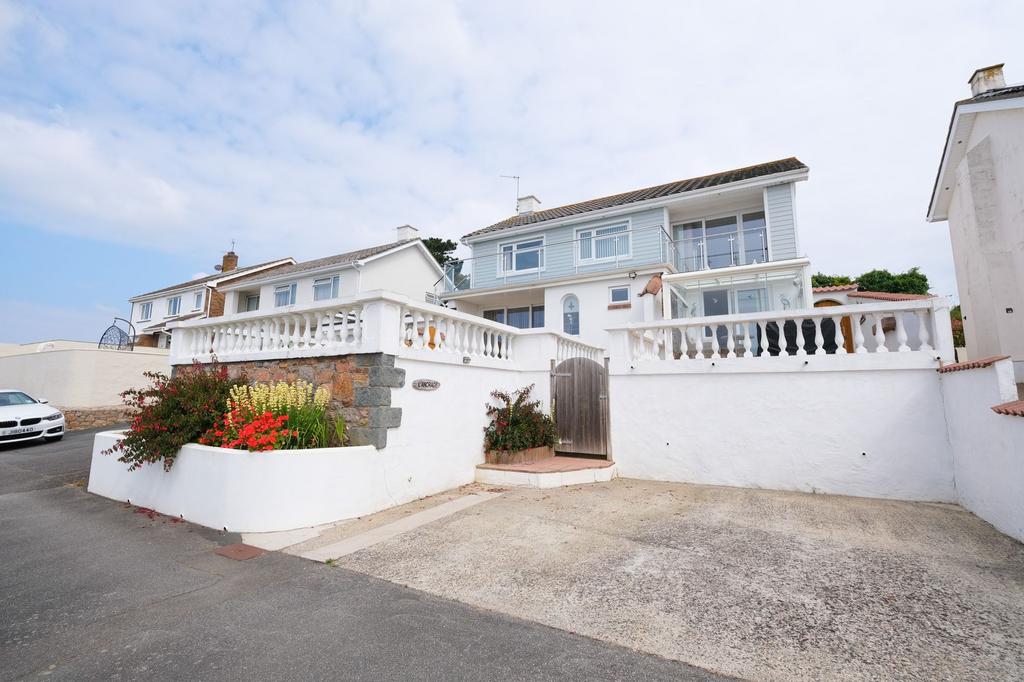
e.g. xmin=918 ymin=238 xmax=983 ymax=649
xmin=550 ymin=356 xmax=610 ymax=458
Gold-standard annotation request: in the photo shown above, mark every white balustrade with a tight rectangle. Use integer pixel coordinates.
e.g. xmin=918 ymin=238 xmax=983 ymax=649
xmin=556 ymin=335 xmax=604 ymax=363
xmin=611 ymin=299 xmax=953 ymax=365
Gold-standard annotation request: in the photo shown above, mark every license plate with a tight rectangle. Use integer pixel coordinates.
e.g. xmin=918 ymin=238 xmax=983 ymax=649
xmin=6 ymin=426 xmax=35 ymax=435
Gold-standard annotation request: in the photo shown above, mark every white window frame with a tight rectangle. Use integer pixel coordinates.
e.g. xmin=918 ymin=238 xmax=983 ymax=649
xmin=192 ymin=290 xmax=204 ymax=311
xmin=313 ymin=275 xmax=341 ymax=301
xmin=672 ymin=208 xmax=770 ymax=272
xmin=245 ymin=294 xmax=260 ymax=312
xmin=609 ymin=285 xmax=630 ymax=304
xmin=165 ymin=296 xmax=180 ymax=318
xmin=139 ymin=302 xmax=152 ymax=321
xmin=497 ymin=236 xmax=545 ymax=275
xmin=274 ymin=283 xmax=297 ymax=307
xmin=576 ymin=220 xmax=632 ymax=265
xmin=561 ymin=294 xmax=580 ymax=336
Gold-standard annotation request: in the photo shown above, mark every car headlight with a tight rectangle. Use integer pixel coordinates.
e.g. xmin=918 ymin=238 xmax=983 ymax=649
xmin=43 ymin=412 xmax=62 ymax=421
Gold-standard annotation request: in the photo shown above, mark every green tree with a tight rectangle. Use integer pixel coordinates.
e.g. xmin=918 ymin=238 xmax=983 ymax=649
xmin=811 ymin=273 xmax=854 ymax=288
xmin=856 ymin=267 xmax=929 ymax=295
xmin=422 ymin=237 xmax=458 ymax=266
xmin=950 ymin=304 xmax=965 ymax=347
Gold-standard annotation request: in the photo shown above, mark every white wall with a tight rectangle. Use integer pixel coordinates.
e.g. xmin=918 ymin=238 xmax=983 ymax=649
xmin=359 ymin=244 xmax=441 ymax=303
xmin=0 ymin=348 xmax=169 ymax=407
xmin=941 ymin=359 xmax=1024 ymax=542
xmin=544 ymin=274 xmax=657 ymax=350
xmin=947 ymin=108 xmax=1024 ymax=379
xmin=131 ymin=286 xmax=207 ymax=331
xmin=609 ymin=367 xmax=956 ymax=502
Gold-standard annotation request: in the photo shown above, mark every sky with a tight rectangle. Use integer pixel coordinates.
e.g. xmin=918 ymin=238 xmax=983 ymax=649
xmin=0 ymin=0 xmax=1021 ymax=343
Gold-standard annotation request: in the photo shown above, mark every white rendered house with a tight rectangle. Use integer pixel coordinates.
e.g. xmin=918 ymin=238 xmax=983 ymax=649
xmin=439 ymin=158 xmax=813 ymax=352
xmin=217 ymin=226 xmax=444 ymax=317
xmin=928 ymin=63 xmax=1024 ymax=381
xmin=128 ymin=252 xmax=295 ymax=348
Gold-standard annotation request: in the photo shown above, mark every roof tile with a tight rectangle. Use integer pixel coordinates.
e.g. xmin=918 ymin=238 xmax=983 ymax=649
xmin=937 ymin=355 xmax=1011 ymax=373
xmin=224 ymin=239 xmax=416 ymax=287
xmin=133 ymin=258 xmax=293 ymax=299
xmin=991 ymin=399 xmax=1024 ymax=417
xmin=463 ymin=157 xmax=807 ymax=240
xmin=847 ymin=291 xmax=934 ymax=302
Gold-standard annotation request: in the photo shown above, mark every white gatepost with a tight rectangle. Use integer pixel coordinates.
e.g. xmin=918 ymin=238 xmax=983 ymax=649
xmin=360 ymin=298 xmax=404 ymax=357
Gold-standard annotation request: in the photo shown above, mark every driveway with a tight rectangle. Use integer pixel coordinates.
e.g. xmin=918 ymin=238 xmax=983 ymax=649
xmin=332 ymin=479 xmax=1024 ymax=681
xmin=0 ymin=430 xmax=720 ymax=681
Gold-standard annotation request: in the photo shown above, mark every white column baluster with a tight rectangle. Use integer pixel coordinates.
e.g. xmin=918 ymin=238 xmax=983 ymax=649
xmin=813 ymin=317 xmax=825 ymax=356
xmin=853 ymin=315 xmax=867 ymax=353
xmin=725 ymin=324 xmax=736 ymax=358
xmin=872 ymin=314 xmax=888 ymax=352
xmin=776 ymin=319 xmax=788 ymax=356
xmin=832 ymin=315 xmax=847 ymax=354
xmin=916 ymin=310 xmax=933 ymax=351
xmin=796 ymin=318 xmax=808 ymax=356
xmin=895 ymin=313 xmax=910 ymax=352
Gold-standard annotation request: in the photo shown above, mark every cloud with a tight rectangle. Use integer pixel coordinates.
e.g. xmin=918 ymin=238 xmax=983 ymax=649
xmin=0 ymin=0 xmax=1021 ymax=302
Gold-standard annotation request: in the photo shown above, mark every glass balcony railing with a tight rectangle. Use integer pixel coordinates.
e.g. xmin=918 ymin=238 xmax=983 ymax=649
xmin=675 ymin=227 xmax=769 ymax=273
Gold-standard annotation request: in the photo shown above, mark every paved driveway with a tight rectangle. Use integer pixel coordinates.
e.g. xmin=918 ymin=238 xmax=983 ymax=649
xmin=0 ymin=430 xmax=720 ymax=681
xmin=336 ymin=479 xmax=1024 ymax=681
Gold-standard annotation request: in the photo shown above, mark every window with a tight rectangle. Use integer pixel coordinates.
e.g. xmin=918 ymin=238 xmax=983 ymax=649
xmin=139 ymin=302 xmax=152 ymax=321
xmin=483 ymin=309 xmax=505 ymax=324
xmin=313 ymin=275 xmax=340 ymax=301
xmin=275 ymin=283 xmax=297 ymax=307
xmin=193 ymin=291 xmax=204 ymax=310
xmin=562 ymin=295 xmax=580 ymax=336
xmin=531 ymin=305 xmax=545 ymax=328
xmin=578 ymin=223 xmax=630 ymax=262
xmin=507 ymin=307 xmax=530 ymax=329
xmin=245 ymin=294 xmax=260 ymax=312
xmin=166 ymin=296 xmax=180 ymax=317
xmin=499 ymin=238 xmax=544 ymax=274
xmin=673 ymin=210 xmax=769 ymax=272
xmin=609 ymin=286 xmax=630 ymax=304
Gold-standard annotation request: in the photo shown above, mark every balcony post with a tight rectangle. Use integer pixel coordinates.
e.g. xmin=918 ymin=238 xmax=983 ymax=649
xmin=930 ymin=297 xmax=956 ymax=363
xmin=360 ymin=299 xmax=403 ymax=356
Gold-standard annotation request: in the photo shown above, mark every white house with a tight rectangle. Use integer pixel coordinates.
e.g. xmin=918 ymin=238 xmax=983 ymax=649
xmin=129 ymin=251 xmax=295 ymax=348
xmin=217 ymin=226 xmax=444 ymax=316
xmin=439 ymin=158 xmax=813 ymax=351
xmin=928 ymin=63 xmax=1024 ymax=381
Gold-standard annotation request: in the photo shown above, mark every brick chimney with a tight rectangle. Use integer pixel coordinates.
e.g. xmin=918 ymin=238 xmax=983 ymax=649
xmin=396 ymin=224 xmax=419 ymax=241
xmin=517 ymin=195 xmax=541 ymax=215
xmin=969 ymin=63 xmax=1006 ymax=96
xmin=221 ymin=250 xmax=238 ymax=273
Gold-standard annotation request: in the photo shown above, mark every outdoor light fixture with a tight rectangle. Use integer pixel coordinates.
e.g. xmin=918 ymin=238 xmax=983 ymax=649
xmin=463 ymin=355 xmax=471 ymax=364
xmin=628 ymin=271 xmax=637 ymax=280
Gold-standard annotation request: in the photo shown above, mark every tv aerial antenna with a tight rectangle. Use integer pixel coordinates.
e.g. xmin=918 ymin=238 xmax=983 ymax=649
xmin=500 ymin=174 xmax=520 ymax=212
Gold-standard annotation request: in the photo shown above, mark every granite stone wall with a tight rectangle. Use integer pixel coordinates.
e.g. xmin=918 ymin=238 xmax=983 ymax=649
xmin=62 ymin=406 xmax=131 ymax=431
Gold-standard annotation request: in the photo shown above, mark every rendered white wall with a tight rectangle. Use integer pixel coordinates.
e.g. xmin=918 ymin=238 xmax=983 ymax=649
xmin=543 ymin=274 xmax=653 ymax=350
xmin=0 ymin=348 xmax=169 ymax=407
xmin=609 ymin=367 xmax=956 ymax=501
xmin=941 ymin=359 xmax=1024 ymax=542
xmin=359 ymin=245 xmax=441 ymax=303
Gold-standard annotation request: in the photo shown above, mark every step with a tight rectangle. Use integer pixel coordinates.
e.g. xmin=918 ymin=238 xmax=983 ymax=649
xmin=476 ymin=456 xmax=616 ymax=489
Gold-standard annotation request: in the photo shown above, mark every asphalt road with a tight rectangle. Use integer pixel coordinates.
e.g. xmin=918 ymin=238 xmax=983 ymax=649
xmin=0 ymin=428 xmax=726 ymax=681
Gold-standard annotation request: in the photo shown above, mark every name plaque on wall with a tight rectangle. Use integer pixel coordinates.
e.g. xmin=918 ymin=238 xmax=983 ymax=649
xmin=411 ymin=379 xmax=441 ymax=391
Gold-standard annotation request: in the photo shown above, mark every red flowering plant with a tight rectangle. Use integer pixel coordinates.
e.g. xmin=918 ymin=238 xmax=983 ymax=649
xmin=483 ymin=384 xmax=556 ymax=453
xmin=199 ymin=407 xmax=298 ymax=452
xmin=104 ymin=360 xmax=246 ymax=471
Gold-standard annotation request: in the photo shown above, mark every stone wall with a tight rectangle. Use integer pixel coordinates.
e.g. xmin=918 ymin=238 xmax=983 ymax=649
xmin=217 ymin=353 xmax=404 ymax=448
xmin=62 ymin=406 xmax=131 ymax=431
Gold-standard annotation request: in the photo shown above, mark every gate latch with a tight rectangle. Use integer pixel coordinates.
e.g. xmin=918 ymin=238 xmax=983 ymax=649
xmin=550 ymin=372 xmax=572 ymax=377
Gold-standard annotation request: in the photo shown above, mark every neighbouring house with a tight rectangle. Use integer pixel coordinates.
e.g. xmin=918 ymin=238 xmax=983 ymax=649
xmin=216 ymin=225 xmax=444 ymax=316
xmin=128 ymin=251 xmax=295 ymax=348
xmin=439 ymin=158 xmax=812 ymax=351
xmin=928 ymin=63 xmax=1024 ymax=381
xmin=812 ymin=284 xmax=936 ymax=354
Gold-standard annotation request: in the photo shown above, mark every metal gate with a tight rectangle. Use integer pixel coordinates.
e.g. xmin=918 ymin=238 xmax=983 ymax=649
xmin=550 ymin=356 xmax=610 ymax=457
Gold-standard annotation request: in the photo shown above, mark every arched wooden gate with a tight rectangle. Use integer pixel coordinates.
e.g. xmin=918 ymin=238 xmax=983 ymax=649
xmin=550 ymin=356 xmax=610 ymax=458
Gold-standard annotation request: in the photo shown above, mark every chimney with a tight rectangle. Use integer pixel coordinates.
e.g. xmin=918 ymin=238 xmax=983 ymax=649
xmin=969 ymin=63 xmax=1006 ymax=96
xmin=396 ymin=224 xmax=419 ymax=241
xmin=517 ymin=195 xmax=541 ymax=215
xmin=221 ymin=250 xmax=238 ymax=272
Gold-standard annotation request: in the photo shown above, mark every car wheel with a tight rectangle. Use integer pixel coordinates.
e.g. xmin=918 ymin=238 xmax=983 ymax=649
xmin=44 ymin=435 xmax=63 ymax=442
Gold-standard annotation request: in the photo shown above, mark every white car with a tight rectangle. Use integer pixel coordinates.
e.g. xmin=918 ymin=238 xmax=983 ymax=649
xmin=0 ymin=390 xmax=65 ymax=444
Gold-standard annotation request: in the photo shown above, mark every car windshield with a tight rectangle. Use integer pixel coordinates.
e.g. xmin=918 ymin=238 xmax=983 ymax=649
xmin=0 ymin=392 xmax=37 ymax=407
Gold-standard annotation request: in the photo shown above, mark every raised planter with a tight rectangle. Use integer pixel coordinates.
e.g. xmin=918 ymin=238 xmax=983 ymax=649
xmin=485 ymin=445 xmax=554 ymax=465
xmin=89 ymin=431 xmax=390 ymax=533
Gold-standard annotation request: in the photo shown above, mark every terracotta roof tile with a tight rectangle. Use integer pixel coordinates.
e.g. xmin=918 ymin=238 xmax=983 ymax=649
xmin=463 ymin=157 xmax=807 ymax=240
xmin=992 ymin=399 xmax=1024 ymax=417
xmin=937 ymin=355 xmax=1011 ymax=373
xmin=812 ymin=284 xmax=859 ymax=293
xmin=847 ymin=291 xmax=934 ymax=302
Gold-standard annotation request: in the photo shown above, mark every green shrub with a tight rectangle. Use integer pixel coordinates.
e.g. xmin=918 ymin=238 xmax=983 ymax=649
xmin=105 ymin=361 xmax=245 ymax=471
xmin=483 ymin=384 xmax=556 ymax=452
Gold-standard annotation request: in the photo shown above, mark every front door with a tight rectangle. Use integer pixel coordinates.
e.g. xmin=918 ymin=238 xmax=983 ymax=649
xmin=551 ymin=357 xmax=609 ymax=457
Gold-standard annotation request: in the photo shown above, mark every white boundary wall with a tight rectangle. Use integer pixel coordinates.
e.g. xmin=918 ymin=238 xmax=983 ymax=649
xmin=88 ymin=358 xmax=550 ymax=533
xmin=609 ymin=366 xmax=956 ymax=502
xmin=0 ymin=348 xmax=168 ymax=407
xmin=940 ymin=359 xmax=1024 ymax=541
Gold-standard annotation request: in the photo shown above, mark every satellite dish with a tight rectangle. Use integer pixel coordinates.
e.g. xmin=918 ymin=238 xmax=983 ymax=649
xmin=214 ymin=264 xmax=223 ymax=271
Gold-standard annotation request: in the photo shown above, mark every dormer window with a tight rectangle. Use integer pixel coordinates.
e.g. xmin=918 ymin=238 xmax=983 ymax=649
xmin=166 ymin=296 xmax=180 ymax=317
xmin=274 ymin=283 xmax=297 ymax=307
xmin=313 ymin=275 xmax=340 ymax=301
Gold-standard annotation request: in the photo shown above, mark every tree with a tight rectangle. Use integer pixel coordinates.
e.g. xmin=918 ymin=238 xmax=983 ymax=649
xmin=855 ymin=267 xmax=929 ymax=295
xmin=811 ymin=273 xmax=854 ymax=288
xmin=422 ymin=237 xmax=458 ymax=267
